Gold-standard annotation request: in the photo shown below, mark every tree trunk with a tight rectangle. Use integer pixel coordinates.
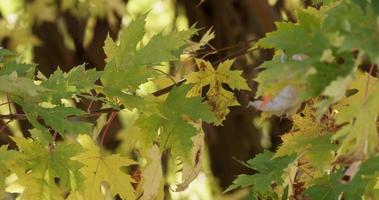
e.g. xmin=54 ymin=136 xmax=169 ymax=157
xmin=178 ymin=0 xmax=284 ymax=189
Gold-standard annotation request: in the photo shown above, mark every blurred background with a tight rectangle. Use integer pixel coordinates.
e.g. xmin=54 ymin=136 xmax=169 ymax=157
xmin=0 ymin=0 xmax=313 ymax=199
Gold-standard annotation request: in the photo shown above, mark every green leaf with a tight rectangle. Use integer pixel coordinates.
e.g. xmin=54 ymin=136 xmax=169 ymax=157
xmin=254 ymin=53 xmax=313 ymax=97
xmin=225 ymin=151 xmax=295 ymax=198
xmin=324 ymin=1 xmax=379 ymax=63
xmin=303 ymin=57 xmax=354 ymax=98
xmin=0 ymin=74 xmax=49 ymax=97
xmin=0 ymin=61 xmax=35 ymax=77
xmin=101 ymin=14 xmax=195 ymax=92
xmin=258 ymin=8 xmax=328 ymax=57
xmin=0 ymin=48 xmax=14 ymax=61
xmin=137 ymin=84 xmax=215 ymax=162
xmin=10 ymin=137 xmax=84 ymax=200
xmin=161 ymin=84 xmax=216 ymax=123
xmin=14 ymin=99 xmax=92 ymax=136
xmin=305 ymin=156 xmax=379 ymax=200
xmin=41 ymin=64 xmax=101 ymax=104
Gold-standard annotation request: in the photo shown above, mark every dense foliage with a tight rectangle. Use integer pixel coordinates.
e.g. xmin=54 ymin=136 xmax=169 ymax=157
xmin=228 ymin=0 xmax=379 ymax=199
xmin=0 ymin=11 xmax=248 ymax=199
xmin=1 ymin=0 xmax=379 ymax=199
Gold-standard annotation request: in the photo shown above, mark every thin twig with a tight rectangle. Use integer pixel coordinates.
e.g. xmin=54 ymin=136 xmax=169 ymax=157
xmin=6 ymin=93 xmax=12 ymax=114
xmin=0 ymin=120 xmax=13 ymax=134
xmin=196 ymin=38 xmax=257 ymax=55
xmin=87 ymin=92 xmax=98 ymax=113
xmin=100 ymin=112 xmax=117 ymax=149
xmin=213 ymin=46 xmax=256 ymax=65
xmin=152 ymin=68 xmax=178 ymax=86
xmin=0 ymin=43 xmax=256 ymax=121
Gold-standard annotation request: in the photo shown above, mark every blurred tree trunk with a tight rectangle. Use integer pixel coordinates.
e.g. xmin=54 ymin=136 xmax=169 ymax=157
xmin=177 ymin=0 xmax=288 ymax=189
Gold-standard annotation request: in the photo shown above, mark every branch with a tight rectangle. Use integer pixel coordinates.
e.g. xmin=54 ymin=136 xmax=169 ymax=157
xmin=0 ymin=79 xmax=187 ymax=121
xmin=0 ymin=41 xmax=254 ymax=121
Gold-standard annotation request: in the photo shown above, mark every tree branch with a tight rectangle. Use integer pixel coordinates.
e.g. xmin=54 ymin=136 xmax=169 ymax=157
xmin=0 ymin=78 xmax=187 ymax=121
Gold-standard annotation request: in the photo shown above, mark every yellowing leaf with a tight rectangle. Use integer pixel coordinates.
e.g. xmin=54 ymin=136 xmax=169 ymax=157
xmin=185 ymin=28 xmax=215 ymax=54
xmin=333 ymin=93 xmax=379 ymax=161
xmin=74 ymin=135 xmax=137 ymax=200
xmin=142 ymin=145 xmax=164 ymax=200
xmin=8 ymin=137 xmax=83 ymax=200
xmin=274 ymin=106 xmax=336 ymax=171
xmin=186 ymin=59 xmax=250 ymax=125
xmin=335 ymin=71 xmax=379 ymax=112
xmin=176 ymin=130 xmax=205 ymax=192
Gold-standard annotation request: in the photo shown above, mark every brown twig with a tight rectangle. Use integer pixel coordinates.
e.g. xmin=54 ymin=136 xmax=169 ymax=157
xmin=152 ymin=68 xmax=178 ymax=86
xmin=6 ymin=93 xmax=12 ymax=114
xmin=86 ymin=92 xmax=98 ymax=113
xmin=0 ymin=120 xmax=13 ymax=135
xmin=0 ymin=43 xmax=254 ymax=121
xmin=100 ymin=112 xmax=117 ymax=149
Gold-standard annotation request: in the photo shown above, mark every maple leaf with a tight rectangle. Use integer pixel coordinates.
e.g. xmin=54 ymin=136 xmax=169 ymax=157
xmin=335 ymin=71 xmax=379 ymax=112
xmin=186 ymin=59 xmax=250 ymax=125
xmin=258 ymin=8 xmax=328 ymax=57
xmin=324 ymin=1 xmax=379 ymax=63
xmin=41 ymin=64 xmax=102 ymax=104
xmin=331 ymin=73 xmax=379 ymax=161
xmin=225 ymin=151 xmax=295 ymax=198
xmin=304 ymin=58 xmax=354 ymax=98
xmin=0 ymin=61 xmax=36 ymax=77
xmin=142 ymin=145 xmax=164 ymax=200
xmin=254 ymin=7 xmax=357 ymax=115
xmin=14 ymin=100 xmax=92 ymax=136
xmin=333 ymin=92 xmax=379 ymax=160
xmin=176 ymin=130 xmax=205 ymax=191
xmin=101 ymin=14 xmax=195 ymax=92
xmin=305 ymin=156 xmax=379 ymax=200
xmin=273 ymin=106 xmax=337 ymax=171
xmin=136 ymin=84 xmax=215 ymax=162
xmin=9 ymin=137 xmax=83 ymax=200
xmin=0 ymin=146 xmax=17 ymax=198
xmin=254 ymin=52 xmax=313 ymax=97
xmin=185 ymin=27 xmax=215 ymax=55
xmin=0 ymin=73 xmax=49 ymax=97
xmin=73 ymin=135 xmax=137 ymax=200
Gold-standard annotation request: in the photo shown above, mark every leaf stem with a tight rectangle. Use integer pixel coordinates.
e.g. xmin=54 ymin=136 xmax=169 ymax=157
xmin=364 ymin=64 xmax=375 ymax=100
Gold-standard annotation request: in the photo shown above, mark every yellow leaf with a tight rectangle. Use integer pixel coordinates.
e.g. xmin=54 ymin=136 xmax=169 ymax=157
xmin=142 ymin=145 xmax=164 ymax=200
xmin=176 ymin=130 xmax=204 ymax=192
xmin=74 ymin=135 xmax=137 ymax=200
xmin=274 ymin=106 xmax=335 ymax=171
xmin=186 ymin=28 xmax=215 ymax=54
xmin=186 ymin=59 xmax=250 ymax=125
xmin=335 ymin=71 xmax=379 ymax=112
